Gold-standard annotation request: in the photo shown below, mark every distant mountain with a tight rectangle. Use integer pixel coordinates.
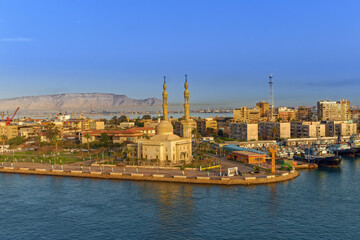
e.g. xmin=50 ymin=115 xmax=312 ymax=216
xmin=0 ymin=93 xmax=162 ymax=113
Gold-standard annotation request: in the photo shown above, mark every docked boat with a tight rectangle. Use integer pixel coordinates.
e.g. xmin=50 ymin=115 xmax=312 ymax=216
xmin=328 ymin=142 xmax=357 ymax=157
xmin=293 ymin=144 xmax=342 ymax=168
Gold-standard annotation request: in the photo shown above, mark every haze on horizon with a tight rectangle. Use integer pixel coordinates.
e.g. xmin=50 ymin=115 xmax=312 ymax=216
xmin=0 ymin=0 xmax=359 ymax=108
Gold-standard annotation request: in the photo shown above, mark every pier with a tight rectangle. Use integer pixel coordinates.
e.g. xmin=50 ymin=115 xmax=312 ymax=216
xmin=0 ymin=162 xmax=299 ymax=186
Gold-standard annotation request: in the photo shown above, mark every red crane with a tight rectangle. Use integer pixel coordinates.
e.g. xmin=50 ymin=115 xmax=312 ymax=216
xmin=6 ymin=107 xmax=20 ymax=125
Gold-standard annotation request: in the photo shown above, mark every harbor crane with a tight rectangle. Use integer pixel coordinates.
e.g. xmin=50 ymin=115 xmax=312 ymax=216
xmin=5 ymin=107 xmax=20 ymax=125
xmin=269 ymin=145 xmax=277 ymax=173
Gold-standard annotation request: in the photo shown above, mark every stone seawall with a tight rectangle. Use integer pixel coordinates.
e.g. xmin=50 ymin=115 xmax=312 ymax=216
xmin=0 ymin=168 xmax=299 ymax=186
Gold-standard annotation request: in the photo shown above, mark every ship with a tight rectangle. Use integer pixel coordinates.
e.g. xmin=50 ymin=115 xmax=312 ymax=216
xmin=328 ymin=142 xmax=357 ymax=157
xmin=329 ymin=135 xmax=360 ymax=157
xmin=293 ymin=144 xmax=342 ymax=168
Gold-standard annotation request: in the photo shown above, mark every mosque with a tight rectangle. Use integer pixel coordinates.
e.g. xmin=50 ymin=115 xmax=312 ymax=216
xmin=137 ymin=75 xmax=195 ymax=165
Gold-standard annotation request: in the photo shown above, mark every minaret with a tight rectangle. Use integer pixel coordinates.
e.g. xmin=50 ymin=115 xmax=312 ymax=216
xmin=181 ymin=74 xmax=195 ymax=139
xmin=162 ymin=76 xmax=168 ymax=120
xmin=184 ymin=74 xmax=190 ymax=120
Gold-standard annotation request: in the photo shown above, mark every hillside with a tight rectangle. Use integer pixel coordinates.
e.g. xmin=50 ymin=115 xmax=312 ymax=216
xmin=0 ymin=93 xmax=162 ymax=113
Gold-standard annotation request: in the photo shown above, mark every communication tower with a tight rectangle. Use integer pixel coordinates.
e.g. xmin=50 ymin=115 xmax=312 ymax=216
xmin=269 ymin=74 xmax=274 ymax=121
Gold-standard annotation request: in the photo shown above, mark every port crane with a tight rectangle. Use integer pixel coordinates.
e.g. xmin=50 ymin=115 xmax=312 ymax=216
xmin=5 ymin=107 xmax=20 ymax=125
xmin=269 ymin=145 xmax=277 ymax=173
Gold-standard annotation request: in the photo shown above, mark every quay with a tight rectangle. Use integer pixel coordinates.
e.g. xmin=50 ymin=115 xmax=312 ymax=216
xmin=0 ymin=163 xmax=299 ymax=186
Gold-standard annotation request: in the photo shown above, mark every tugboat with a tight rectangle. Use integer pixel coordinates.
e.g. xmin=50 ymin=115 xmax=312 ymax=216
xmin=294 ymin=144 xmax=342 ymax=168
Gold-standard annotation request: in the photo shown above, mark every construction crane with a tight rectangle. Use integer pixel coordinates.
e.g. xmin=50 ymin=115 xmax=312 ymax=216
xmin=6 ymin=107 xmax=20 ymax=125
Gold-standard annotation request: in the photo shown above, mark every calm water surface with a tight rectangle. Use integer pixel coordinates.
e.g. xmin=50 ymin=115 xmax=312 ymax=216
xmin=1 ymin=157 xmax=360 ymax=240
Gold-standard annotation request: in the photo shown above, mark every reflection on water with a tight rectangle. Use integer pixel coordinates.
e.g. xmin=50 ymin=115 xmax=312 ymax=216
xmin=0 ymin=158 xmax=360 ymax=239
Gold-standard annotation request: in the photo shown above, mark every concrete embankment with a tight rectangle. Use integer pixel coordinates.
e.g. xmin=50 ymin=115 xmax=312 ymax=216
xmin=294 ymin=164 xmax=318 ymax=170
xmin=0 ymin=167 xmax=299 ymax=186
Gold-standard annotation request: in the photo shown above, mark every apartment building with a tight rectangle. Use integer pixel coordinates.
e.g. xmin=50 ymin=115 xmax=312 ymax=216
xmin=278 ymin=107 xmax=295 ymax=122
xmin=0 ymin=126 xmax=19 ymax=139
xmin=317 ymin=99 xmax=351 ymax=121
xmin=259 ymin=122 xmax=290 ymax=140
xmin=256 ymin=101 xmax=269 ymax=117
xmin=296 ymin=106 xmax=313 ymax=121
xmin=18 ymin=126 xmax=36 ymax=139
xmin=195 ymin=118 xmax=218 ymax=135
xmin=291 ymin=121 xmax=326 ymax=138
xmin=324 ymin=120 xmax=357 ymax=137
xmin=229 ymin=123 xmax=258 ymax=141
xmin=233 ymin=106 xmax=260 ymax=123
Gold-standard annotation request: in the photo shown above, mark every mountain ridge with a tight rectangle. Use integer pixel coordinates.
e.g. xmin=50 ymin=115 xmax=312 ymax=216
xmin=0 ymin=93 xmax=162 ymax=112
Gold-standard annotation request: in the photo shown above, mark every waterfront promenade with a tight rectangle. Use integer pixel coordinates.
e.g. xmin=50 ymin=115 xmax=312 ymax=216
xmin=0 ymin=161 xmax=299 ymax=185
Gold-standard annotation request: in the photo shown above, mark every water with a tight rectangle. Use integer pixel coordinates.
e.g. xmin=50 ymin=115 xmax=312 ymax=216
xmin=21 ymin=112 xmax=233 ymax=120
xmin=1 ymin=158 xmax=360 ymax=240
xmin=86 ymin=112 xmax=233 ymax=120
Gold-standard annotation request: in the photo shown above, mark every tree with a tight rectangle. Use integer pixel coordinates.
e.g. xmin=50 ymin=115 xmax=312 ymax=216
xmin=45 ymin=124 xmax=61 ymax=155
xmin=206 ymin=127 xmax=215 ymax=136
xmin=192 ymin=128 xmax=198 ymax=146
xmin=1 ymin=134 xmax=7 ymax=153
xmin=35 ymin=135 xmax=41 ymax=151
xmin=119 ymin=115 xmax=128 ymax=123
xmin=109 ymin=116 xmax=119 ymax=127
xmin=218 ymin=129 xmax=224 ymax=137
xmin=134 ymin=119 xmax=144 ymax=127
xmin=100 ymin=133 xmax=110 ymax=146
xmin=8 ymin=136 xmax=25 ymax=147
xmin=121 ymin=146 xmax=133 ymax=161
xmin=271 ymin=126 xmax=279 ymax=140
xmin=142 ymin=115 xmax=151 ymax=120
xmin=84 ymin=133 xmax=91 ymax=152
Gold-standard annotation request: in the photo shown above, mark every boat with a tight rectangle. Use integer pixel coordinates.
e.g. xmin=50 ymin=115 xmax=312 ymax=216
xmin=293 ymin=144 xmax=342 ymax=168
xmin=328 ymin=142 xmax=357 ymax=157
xmin=329 ymin=135 xmax=360 ymax=157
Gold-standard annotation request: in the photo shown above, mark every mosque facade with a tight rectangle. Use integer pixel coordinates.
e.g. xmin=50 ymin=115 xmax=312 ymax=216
xmin=137 ymin=76 xmax=193 ymax=165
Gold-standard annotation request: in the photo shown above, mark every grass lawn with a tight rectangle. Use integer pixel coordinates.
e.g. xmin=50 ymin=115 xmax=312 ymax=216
xmin=0 ymin=153 xmax=85 ymax=164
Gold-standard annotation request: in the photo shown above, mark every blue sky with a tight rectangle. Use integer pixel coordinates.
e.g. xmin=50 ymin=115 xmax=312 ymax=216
xmin=0 ymin=0 xmax=359 ymax=107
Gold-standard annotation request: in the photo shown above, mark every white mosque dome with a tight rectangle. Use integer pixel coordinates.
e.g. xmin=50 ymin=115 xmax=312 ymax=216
xmin=156 ymin=120 xmax=174 ymax=135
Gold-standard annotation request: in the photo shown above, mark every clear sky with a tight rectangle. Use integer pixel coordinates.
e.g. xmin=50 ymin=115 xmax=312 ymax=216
xmin=0 ymin=0 xmax=359 ymax=107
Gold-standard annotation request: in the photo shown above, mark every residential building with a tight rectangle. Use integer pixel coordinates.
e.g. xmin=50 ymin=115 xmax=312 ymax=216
xmin=195 ymin=117 xmax=218 ymax=135
xmin=0 ymin=126 xmax=19 ymax=139
xmin=259 ymin=122 xmax=291 ymax=140
xmin=19 ymin=127 xmax=36 ymax=139
xmin=229 ymin=123 xmax=258 ymax=141
xmin=317 ymin=99 xmax=351 ymax=121
xmin=291 ymin=121 xmax=326 ymax=138
xmin=296 ymin=106 xmax=313 ymax=121
xmin=233 ymin=106 xmax=260 ymax=123
xmin=119 ymin=122 xmax=135 ymax=129
xmin=277 ymin=107 xmax=295 ymax=122
xmin=256 ymin=101 xmax=270 ymax=117
xmin=69 ymin=119 xmax=105 ymax=131
xmin=81 ymin=129 xmax=148 ymax=144
xmin=324 ymin=120 xmax=357 ymax=137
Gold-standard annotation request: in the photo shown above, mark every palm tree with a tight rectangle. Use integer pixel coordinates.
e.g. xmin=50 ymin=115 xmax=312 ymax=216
xmin=271 ymin=126 xmax=279 ymax=140
xmin=35 ymin=135 xmax=41 ymax=151
xmin=192 ymin=128 xmax=198 ymax=146
xmin=1 ymin=134 xmax=8 ymax=153
xmin=45 ymin=124 xmax=60 ymax=155
xmin=84 ymin=133 xmax=91 ymax=153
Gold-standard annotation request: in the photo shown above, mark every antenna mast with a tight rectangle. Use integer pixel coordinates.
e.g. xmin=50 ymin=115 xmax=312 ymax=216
xmin=269 ymin=74 xmax=274 ymax=121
